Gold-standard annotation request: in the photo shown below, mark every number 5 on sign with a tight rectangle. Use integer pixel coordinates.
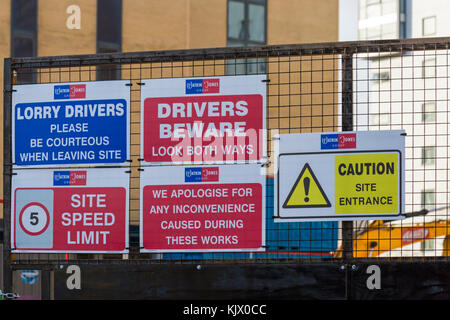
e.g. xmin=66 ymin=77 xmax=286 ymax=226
xmin=19 ymin=202 xmax=51 ymax=235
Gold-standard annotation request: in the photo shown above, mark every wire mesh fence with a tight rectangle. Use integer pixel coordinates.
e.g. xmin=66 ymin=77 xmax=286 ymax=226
xmin=4 ymin=38 xmax=450 ymax=268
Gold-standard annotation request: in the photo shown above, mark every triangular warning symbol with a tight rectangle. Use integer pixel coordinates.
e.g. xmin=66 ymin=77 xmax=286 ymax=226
xmin=283 ymin=163 xmax=331 ymax=208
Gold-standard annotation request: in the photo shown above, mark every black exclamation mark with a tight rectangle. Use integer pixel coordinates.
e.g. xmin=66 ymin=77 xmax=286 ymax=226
xmin=304 ymin=177 xmax=310 ymax=202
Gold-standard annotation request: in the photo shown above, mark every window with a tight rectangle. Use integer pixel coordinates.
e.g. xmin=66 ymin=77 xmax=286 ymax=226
xmin=227 ymin=0 xmax=266 ymax=46
xmin=422 ymin=58 xmax=436 ymax=78
xmin=421 ymin=146 xmax=435 ymax=165
xmin=228 ymin=1 xmax=246 ymax=41
xmin=97 ymin=0 xmax=122 ymax=80
xmin=11 ymin=0 xmax=38 ymax=84
xmin=366 ymin=0 xmax=381 ymax=6
xmin=227 ymin=0 xmax=266 ymax=75
xmin=421 ymin=238 xmax=434 ymax=251
xmin=358 ymin=0 xmax=400 ymax=40
xmin=422 ymin=16 xmax=436 ymax=36
xmin=421 ymin=190 xmax=435 ymax=210
xmin=422 ymin=102 xmax=436 ymax=122
xmin=372 ymin=71 xmax=390 ymax=82
xmin=366 ymin=1 xmax=382 ymax=19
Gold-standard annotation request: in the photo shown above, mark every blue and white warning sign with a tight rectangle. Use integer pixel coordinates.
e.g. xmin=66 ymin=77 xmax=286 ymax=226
xmin=12 ymin=168 xmax=129 ymax=253
xmin=12 ymin=81 xmax=130 ymax=167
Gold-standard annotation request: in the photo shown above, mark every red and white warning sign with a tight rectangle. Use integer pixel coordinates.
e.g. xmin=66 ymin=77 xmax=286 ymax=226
xmin=140 ymin=75 xmax=266 ymax=164
xmin=140 ymin=164 xmax=266 ymax=252
xmin=12 ymin=168 xmax=129 ymax=253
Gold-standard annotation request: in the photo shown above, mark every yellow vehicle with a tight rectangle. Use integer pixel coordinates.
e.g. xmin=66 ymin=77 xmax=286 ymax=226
xmin=335 ymin=206 xmax=450 ymax=258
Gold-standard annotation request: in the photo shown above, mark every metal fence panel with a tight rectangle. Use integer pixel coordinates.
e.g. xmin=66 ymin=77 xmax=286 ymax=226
xmin=4 ymin=38 xmax=450 ymax=270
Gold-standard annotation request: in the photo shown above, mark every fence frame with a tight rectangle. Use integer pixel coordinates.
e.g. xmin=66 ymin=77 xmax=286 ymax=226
xmin=4 ymin=37 xmax=450 ymax=298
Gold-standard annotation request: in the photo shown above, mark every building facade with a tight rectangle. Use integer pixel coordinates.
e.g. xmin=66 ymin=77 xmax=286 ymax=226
xmin=340 ymin=0 xmax=450 ymax=257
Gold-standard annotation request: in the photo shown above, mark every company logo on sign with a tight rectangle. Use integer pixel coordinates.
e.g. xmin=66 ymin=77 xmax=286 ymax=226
xmin=185 ymin=79 xmax=220 ymax=94
xmin=202 ymin=167 xmax=219 ymax=182
xmin=185 ymin=167 xmax=219 ymax=182
xmin=54 ymin=84 xmax=86 ymax=99
xmin=185 ymin=167 xmax=202 ymax=182
xmin=53 ymin=171 xmax=87 ymax=186
xmin=321 ymin=133 xmax=356 ymax=150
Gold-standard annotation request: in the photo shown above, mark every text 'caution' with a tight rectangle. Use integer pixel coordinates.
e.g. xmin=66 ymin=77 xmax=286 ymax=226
xmin=334 ymin=153 xmax=399 ymax=214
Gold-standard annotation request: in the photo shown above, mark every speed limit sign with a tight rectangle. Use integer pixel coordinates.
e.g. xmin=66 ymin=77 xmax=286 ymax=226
xmin=12 ymin=168 xmax=130 ymax=253
xmin=19 ymin=202 xmax=50 ymax=236
xmin=14 ymin=189 xmax=54 ymax=250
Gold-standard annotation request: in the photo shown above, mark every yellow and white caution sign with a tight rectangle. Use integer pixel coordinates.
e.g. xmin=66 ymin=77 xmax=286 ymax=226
xmin=274 ymin=130 xmax=405 ymax=222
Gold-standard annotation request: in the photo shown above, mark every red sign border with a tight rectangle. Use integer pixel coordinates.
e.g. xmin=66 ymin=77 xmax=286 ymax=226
xmin=18 ymin=201 xmax=51 ymax=236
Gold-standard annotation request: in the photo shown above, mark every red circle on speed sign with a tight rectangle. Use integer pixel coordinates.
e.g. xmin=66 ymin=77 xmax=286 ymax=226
xmin=19 ymin=202 xmax=50 ymax=236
